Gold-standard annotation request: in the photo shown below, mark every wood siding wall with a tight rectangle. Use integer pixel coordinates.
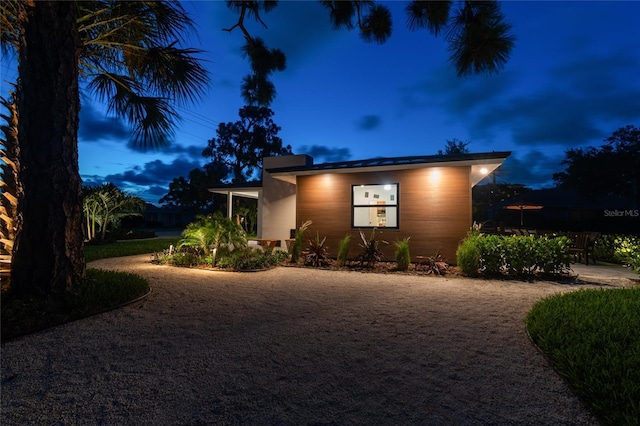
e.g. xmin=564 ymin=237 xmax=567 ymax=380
xmin=295 ymin=167 xmax=471 ymax=263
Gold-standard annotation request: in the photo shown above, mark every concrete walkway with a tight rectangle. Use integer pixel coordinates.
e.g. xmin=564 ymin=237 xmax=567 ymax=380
xmin=570 ymin=260 xmax=639 ymax=282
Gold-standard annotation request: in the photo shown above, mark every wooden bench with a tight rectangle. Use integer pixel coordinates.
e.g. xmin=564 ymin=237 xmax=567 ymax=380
xmin=568 ymin=232 xmax=598 ymax=265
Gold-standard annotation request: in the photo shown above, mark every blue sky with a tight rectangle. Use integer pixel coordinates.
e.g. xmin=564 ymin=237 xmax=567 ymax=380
xmin=1 ymin=1 xmax=639 ymax=204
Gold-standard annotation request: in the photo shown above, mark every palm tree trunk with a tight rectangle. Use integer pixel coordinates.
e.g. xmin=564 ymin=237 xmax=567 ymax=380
xmin=0 ymin=92 xmax=20 ymax=289
xmin=11 ymin=1 xmax=85 ymax=295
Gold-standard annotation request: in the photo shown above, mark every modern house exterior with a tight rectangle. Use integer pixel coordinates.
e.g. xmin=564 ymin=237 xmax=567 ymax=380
xmin=209 ymin=152 xmax=510 ymax=262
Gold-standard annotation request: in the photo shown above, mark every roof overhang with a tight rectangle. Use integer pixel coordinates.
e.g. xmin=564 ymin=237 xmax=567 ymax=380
xmin=267 ymin=152 xmax=510 ymax=187
xmin=207 ymin=182 xmax=262 ymax=199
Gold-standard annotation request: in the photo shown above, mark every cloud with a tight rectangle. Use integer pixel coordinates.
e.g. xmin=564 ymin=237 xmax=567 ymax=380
xmin=470 ymin=61 xmax=640 ymax=148
xmin=356 ymin=115 xmax=382 ymax=131
xmin=79 ymin=101 xmax=130 ymax=143
xmin=82 ymin=157 xmax=203 ymax=203
xmin=497 ymin=150 xmax=565 ymax=188
xmin=125 ymin=139 xmax=207 ymax=158
xmin=163 ymin=143 xmax=205 ymax=158
xmin=399 ymin=67 xmax=517 ymax=116
xmin=399 ymin=51 xmax=640 ymax=150
xmin=298 ymin=145 xmax=351 ymax=163
xmin=148 ymin=185 xmax=172 ymax=197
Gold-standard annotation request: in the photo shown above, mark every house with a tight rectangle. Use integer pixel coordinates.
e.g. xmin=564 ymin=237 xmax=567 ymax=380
xmin=209 ymin=152 xmax=510 ymax=262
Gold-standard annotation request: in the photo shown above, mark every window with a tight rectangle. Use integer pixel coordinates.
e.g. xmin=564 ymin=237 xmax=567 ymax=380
xmin=352 ymin=183 xmax=398 ymax=228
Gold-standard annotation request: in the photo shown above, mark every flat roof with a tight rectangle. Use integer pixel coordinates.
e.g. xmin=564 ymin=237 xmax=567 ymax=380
xmin=207 ymin=180 xmax=262 ymax=199
xmin=266 ymin=151 xmax=511 ymax=186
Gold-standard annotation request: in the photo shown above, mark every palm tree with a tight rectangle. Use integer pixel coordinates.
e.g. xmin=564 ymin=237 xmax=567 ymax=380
xmin=0 ymin=1 xmax=208 ymax=294
xmin=0 ymin=92 xmax=20 ymax=288
xmin=83 ymin=183 xmax=146 ymax=242
xmin=178 ymin=213 xmax=247 ymax=266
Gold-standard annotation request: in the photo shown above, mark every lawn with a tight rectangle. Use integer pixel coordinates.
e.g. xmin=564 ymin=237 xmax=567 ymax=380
xmin=84 ymin=237 xmax=178 ymax=262
xmin=527 ymin=287 xmax=640 ymax=425
xmin=2 ymin=238 xmax=177 ymax=342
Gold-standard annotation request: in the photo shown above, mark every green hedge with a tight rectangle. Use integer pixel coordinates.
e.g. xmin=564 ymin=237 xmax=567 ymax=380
xmin=593 ymin=234 xmax=640 ymax=272
xmin=457 ymin=234 xmax=571 ymax=277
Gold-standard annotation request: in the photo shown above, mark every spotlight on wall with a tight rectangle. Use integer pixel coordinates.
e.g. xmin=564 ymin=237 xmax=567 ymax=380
xmin=480 ymin=167 xmax=489 ymax=175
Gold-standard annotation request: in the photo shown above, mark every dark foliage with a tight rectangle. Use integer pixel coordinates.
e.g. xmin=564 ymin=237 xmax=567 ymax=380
xmin=417 ymin=252 xmax=449 ymax=275
xmin=354 ymin=228 xmax=388 ymax=267
xmin=302 ymin=232 xmax=331 ymax=267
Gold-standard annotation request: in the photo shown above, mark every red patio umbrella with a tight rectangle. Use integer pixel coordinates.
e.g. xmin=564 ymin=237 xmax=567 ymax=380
xmin=503 ymin=201 xmax=544 ymax=227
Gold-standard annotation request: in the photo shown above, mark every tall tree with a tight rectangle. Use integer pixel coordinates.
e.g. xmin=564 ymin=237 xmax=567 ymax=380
xmin=160 ymin=164 xmax=229 ymax=213
xmin=0 ymin=92 xmax=20 ymax=287
xmin=2 ymin=1 xmax=208 ymax=294
xmin=225 ymin=0 xmax=515 ymax=104
xmin=553 ymin=125 xmax=640 ymax=207
xmin=12 ymin=1 xmax=85 ymax=295
xmin=202 ymin=106 xmax=292 ymax=183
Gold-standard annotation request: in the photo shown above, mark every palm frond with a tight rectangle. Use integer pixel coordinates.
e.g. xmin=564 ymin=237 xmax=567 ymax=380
xmin=405 ymin=1 xmax=451 ymax=36
xmin=359 ymin=4 xmax=392 ymax=44
xmin=128 ymin=45 xmax=208 ymax=104
xmin=78 ymin=0 xmax=208 ymax=148
xmin=87 ymin=72 xmax=179 ymax=148
xmin=0 ymin=0 xmax=29 ymax=52
xmin=447 ymin=1 xmax=515 ymax=76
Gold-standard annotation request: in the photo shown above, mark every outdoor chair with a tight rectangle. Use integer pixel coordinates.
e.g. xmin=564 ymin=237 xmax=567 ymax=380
xmin=568 ymin=232 xmax=594 ymax=265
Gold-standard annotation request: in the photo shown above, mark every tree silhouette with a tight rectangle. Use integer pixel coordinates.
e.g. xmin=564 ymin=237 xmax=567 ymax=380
xmin=1 ymin=1 xmax=208 ymax=294
xmin=224 ymin=1 xmax=515 ymax=104
xmin=160 ymin=164 xmax=229 ymax=213
xmin=438 ymin=138 xmax=471 ymax=156
xmin=202 ymin=106 xmax=292 ymax=183
xmin=553 ymin=125 xmax=640 ymax=206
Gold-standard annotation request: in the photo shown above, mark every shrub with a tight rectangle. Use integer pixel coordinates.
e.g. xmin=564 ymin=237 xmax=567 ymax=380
xmin=456 ymin=235 xmax=481 ymax=276
xmin=290 ymin=220 xmax=312 ymax=264
xmin=336 ymin=234 xmax=351 ymax=266
xmin=394 ymin=237 xmax=411 ymax=271
xmin=593 ymin=234 xmax=617 ymax=263
xmin=535 ymin=236 xmax=571 ymax=275
xmin=456 ymin=234 xmax=571 ymax=277
xmin=167 ymin=250 xmax=200 ymax=267
xmin=419 ymin=251 xmax=449 ymax=275
xmin=476 ymin=234 xmax=504 ymax=274
xmin=354 ymin=228 xmax=387 ymax=267
xmin=303 ymin=232 xmax=331 ymax=267
xmin=217 ymin=247 xmax=288 ymax=270
xmin=177 ymin=212 xmax=247 ymax=263
xmin=614 ymin=235 xmax=640 ymax=268
xmin=593 ymin=234 xmax=640 ymax=272
xmin=503 ymin=235 xmax=538 ymax=275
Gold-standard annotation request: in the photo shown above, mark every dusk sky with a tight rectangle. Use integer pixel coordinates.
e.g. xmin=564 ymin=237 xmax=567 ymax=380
xmin=1 ymin=1 xmax=639 ymax=204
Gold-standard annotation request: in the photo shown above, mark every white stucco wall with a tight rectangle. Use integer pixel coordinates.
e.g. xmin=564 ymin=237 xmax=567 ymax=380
xmin=259 ymin=155 xmax=312 ymax=248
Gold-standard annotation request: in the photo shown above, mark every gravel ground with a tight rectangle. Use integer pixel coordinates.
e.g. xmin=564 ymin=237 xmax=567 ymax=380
xmin=3 ymin=254 xmax=628 ymax=425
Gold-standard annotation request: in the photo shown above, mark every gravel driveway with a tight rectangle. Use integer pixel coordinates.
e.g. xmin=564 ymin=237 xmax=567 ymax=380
xmin=1 ymin=255 xmax=608 ymax=425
